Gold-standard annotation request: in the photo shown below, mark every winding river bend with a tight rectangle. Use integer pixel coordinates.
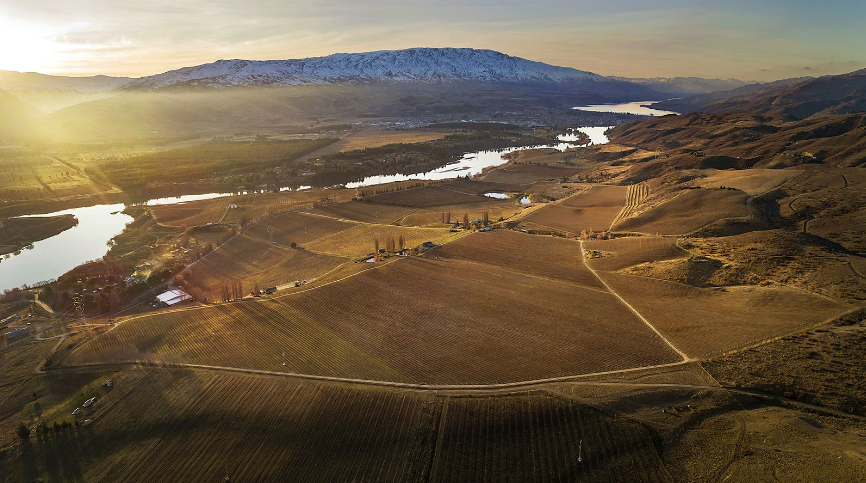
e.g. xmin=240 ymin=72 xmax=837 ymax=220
xmin=0 ymin=101 xmax=673 ymax=291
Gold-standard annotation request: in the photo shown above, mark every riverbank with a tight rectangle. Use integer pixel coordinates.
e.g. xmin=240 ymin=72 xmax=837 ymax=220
xmin=0 ymin=214 xmax=78 ymax=256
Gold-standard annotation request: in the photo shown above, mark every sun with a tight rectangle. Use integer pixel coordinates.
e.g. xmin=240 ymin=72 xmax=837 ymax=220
xmin=0 ymin=15 xmax=61 ymax=73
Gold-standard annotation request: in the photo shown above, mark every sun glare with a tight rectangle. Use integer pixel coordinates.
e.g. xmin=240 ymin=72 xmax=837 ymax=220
xmin=0 ymin=15 xmax=61 ymax=73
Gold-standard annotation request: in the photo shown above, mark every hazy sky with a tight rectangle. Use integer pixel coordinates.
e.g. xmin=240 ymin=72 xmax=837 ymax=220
xmin=1 ymin=0 xmax=864 ymax=80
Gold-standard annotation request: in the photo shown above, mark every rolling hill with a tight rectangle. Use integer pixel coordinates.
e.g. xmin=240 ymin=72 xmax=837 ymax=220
xmin=655 ymin=69 xmax=866 ymax=119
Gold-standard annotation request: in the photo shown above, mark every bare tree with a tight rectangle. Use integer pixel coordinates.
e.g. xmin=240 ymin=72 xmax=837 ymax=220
xmin=398 ymin=235 xmax=405 ymax=252
xmin=463 ymin=213 xmax=469 ymax=229
xmin=374 ymin=238 xmax=380 ymax=253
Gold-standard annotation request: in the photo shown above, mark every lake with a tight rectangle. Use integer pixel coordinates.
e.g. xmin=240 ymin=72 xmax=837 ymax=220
xmin=573 ymin=100 xmax=678 ymax=117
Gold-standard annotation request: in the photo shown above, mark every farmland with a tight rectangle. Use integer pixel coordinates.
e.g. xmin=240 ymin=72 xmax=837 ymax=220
xmin=0 ymin=150 xmax=103 ymax=201
xmin=62 ymin=257 xmax=680 ymax=384
xmin=397 ymin=200 xmax=520 ymax=227
xmin=434 ymin=229 xmax=604 ymax=289
xmin=244 ymin=211 xmax=356 ymax=246
xmin=583 ymin=237 xmax=688 ymax=272
xmin=365 ymin=185 xmax=493 ymax=207
xmin=185 ymin=233 xmax=348 ymax=300
xmin=308 ymin=200 xmax=417 ymax=224
xmin=303 ymin=224 xmax=455 ymax=257
xmin=613 ymin=189 xmax=750 ymax=235
xmin=522 ymin=185 xmax=626 ymax=234
xmin=598 ymin=273 xmax=853 ymax=358
xmin=433 ymin=393 xmax=670 ymax=482
xmin=89 ymin=138 xmax=337 ymax=190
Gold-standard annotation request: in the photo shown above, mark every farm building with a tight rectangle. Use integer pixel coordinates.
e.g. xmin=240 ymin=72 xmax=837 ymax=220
xmin=5 ymin=327 xmax=29 ymax=339
xmin=156 ymin=289 xmax=192 ymax=306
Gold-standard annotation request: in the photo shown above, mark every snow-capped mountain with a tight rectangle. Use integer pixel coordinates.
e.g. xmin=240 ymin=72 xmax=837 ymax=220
xmin=125 ymin=48 xmax=607 ymax=90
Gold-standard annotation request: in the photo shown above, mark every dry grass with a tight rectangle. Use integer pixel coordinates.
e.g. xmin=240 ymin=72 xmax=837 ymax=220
xmin=523 ymin=185 xmax=626 ymax=234
xmin=303 ymin=224 xmax=454 ymax=257
xmin=688 ymin=168 xmax=801 ymax=194
xmin=434 ymin=229 xmax=604 ymax=289
xmin=600 ymin=273 xmax=852 ymax=358
xmin=613 ymin=189 xmax=749 ymax=235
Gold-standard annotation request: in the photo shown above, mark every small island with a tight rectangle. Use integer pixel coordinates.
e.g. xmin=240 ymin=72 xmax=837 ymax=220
xmin=0 ymin=214 xmax=78 ymax=256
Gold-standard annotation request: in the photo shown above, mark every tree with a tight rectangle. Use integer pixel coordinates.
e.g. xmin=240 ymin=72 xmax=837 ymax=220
xmin=463 ymin=213 xmax=469 ymax=229
xmin=482 ymin=211 xmax=489 ymax=226
xmin=16 ymin=422 xmax=30 ymax=440
xmin=398 ymin=235 xmax=405 ymax=252
xmin=374 ymin=238 xmax=380 ymax=253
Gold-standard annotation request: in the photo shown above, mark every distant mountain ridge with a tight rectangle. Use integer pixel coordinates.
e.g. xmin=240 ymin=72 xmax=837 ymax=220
xmin=610 ymin=76 xmax=753 ymax=94
xmin=655 ymin=71 xmax=866 ymax=119
xmin=123 ymin=48 xmax=607 ymax=90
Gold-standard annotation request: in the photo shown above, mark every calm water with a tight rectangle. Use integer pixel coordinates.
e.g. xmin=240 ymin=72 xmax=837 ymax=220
xmin=0 ymin=204 xmax=132 ymax=291
xmin=345 ymin=126 xmax=610 ymax=188
xmin=573 ymin=100 xmax=678 ymax=117
xmin=0 ymin=101 xmax=667 ymax=290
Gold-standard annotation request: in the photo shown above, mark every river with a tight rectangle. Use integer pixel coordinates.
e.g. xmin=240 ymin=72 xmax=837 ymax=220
xmin=0 ymin=101 xmax=671 ymax=291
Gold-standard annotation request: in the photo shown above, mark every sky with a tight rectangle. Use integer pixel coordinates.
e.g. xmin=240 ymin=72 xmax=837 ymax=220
xmin=0 ymin=0 xmax=864 ymax=81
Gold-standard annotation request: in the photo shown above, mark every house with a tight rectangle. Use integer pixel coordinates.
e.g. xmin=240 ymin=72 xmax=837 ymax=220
xmin=156 ymin=289 xmax=192 ymax=306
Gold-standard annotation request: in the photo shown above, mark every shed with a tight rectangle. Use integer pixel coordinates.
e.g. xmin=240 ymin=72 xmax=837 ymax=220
xmin=156 ymin=289 xmax=192 ymax=306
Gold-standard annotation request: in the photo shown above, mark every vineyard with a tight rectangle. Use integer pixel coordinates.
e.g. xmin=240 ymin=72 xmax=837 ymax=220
xmin=434 ymin=229 xmax=604 ymax=289
xmin=583 ymin=237 xmax=688 ymax=272
xmin=365 ymin=185 xmax=492 ymax=207
xmin=610 ymin=183 xmax=650 ymax=227
xmin=432 ymin=393 xmax=670 ymax=482
xmin=303 ymin=224 xmax=455 ymax=257
xmin=65 ymin=257 xmax=680 ymax=384
xmin=150 ymin=199 xmax=229 ymax=227
xmin=308 ymin=200 xmax=416 ymax=224
xmin=186 ymin=233 xmax=348 ymax=300
xmin=397 ymin=201 xmax=520 ymax=227
xmin=244 ymin=212 xmax=357 ymax=246
xmin=482 ymin=164 xmax=582 ymax=185
xmin=523 ymin=185 xmax=627 ymax=234
xmin=612 ymin=189 xmax=749 ymax=235
xmin=598 ymin=272 xmax=852 ymax=358
xmin=101 ymin=373 xmax=438 ymax=482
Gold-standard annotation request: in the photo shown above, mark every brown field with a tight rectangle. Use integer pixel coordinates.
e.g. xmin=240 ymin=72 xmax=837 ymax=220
xmin=482 ymin=164 xmax=582 ymax=184
xmin=335 ymin=129 xmax=450 ymax=152
xmin=244 ymin=211 xmax=356 ymax=247
xmin=366 ymin=185 xmax=492 ymax=207
xmin=600 ymin=273 xmax=852 ymax=358
xmin=614 ymin=189 xmax=749 ymax=235
xmin=149 ymin=199 xmax=228 ymax=227
xmin=65 ymin=258 xmax=680 ymax=384
xmin=523 ymin=185 xmax=627 ymax=234
xmin=303 ymin=224 xmax=455 ymax=257
xmin=584 ymin=237 xmax=688 ymax=272
xmin=308 ymin=200 xmax=416 ymax=224
xmin=688 ymin=168 xmax=801 ymax=194
xmin=397 ymin=201 xmax=520 ymax=227
xmin=434 ymin=393 xmax=669 ymax=482
xmin=434 ymin=229 xmax=604 ymax=289
xmin=186 ymin=233 xmax=347 ymax=298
